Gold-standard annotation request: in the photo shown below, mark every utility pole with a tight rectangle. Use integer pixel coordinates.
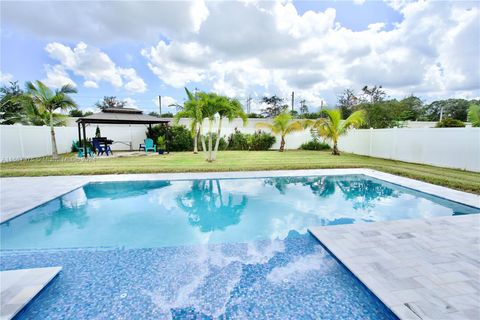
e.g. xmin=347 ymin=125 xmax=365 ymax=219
xmin=158 ymin=95 xmax=162 ymax=116
xmin=291 ymin=91 xmax=295 ymax=112
xmin=246 ymin=95 xmax=252 ymax=113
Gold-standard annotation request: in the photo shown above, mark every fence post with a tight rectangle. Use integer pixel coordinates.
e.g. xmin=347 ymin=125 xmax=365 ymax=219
xmin=369 ymin=127 xmax=373 ymax=156
xmin=18 ymin=125 xmax=25 ymax=159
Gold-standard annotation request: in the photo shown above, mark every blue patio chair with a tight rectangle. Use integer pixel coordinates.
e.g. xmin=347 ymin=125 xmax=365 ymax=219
xmin=144 ymin=138 xmax=157 ymax=153
xmin=92 ymin=139 xmax=112 ymax=156
xmin=73 ymin=140 xmax=94 ymax=158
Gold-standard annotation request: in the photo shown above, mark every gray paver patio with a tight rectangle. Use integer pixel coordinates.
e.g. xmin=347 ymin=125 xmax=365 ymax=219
xmin=0 ymin=267 xmax=62 ymax=320
xmin=310 ymin=214 xmax=480 ymax=320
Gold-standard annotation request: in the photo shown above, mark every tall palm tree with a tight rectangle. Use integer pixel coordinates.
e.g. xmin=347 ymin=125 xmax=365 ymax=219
xmin=467 ymin=103 xmax=480 ymax=127
xmin=26 ymin=81 xmax=77 ymax=159
xmin=256 ymin=112 xmax=307 ymax=152
xmin=212 ymin=96 xmax=247 ymax=161
xmin=311 ymin=108 xmax=365 ymax=155
xmin=173 ymin=88 xmax=204 ymax=153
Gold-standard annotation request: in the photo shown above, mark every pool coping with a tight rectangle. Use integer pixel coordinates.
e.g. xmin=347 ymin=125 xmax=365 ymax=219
xmin=309 ymin=215 xmax=480 ymax=319
xmin=0 ymin=266 xmax=62 ymax=320
xmin=1 ymin=168 xmax=478 ymax=224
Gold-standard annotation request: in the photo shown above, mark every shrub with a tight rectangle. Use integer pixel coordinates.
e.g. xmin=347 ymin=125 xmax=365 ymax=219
xmin=156 ymin=136 xmax=166 ymax=149
xmin=226 ymin=129 xmax=276 ymax=151
xmin=248 ymin=130 xmax=276 ymax=150
xmin=95 ymin=126 xmax=101 ymax=138
xmin=300 ymin=140 xmax=331 ymax=151
xmin=227 ymin=129 xmax=249 ymax=150
xmin=147 ymin=124 xmax=193 ymax=151
xmin=435 ymin=118 xmax=465 ymax=128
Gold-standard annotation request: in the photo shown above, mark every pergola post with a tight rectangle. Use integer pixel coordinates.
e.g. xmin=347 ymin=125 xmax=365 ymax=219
xmin=77 ymin=122 xmax=81 ymax=148
xmin=82 ymin=122 xmax=87 ymax=158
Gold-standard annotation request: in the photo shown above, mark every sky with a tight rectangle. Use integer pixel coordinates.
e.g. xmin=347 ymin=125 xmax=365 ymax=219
xmin=1 ymin=0 xmax=479 ymax=114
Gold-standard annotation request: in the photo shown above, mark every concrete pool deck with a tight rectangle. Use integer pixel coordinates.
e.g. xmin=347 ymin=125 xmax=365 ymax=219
xmin=1 ymin=169 xmax=479 ymax=319
xmin=0 ymin=267 xmax=62 ymax=320
xmin=310 ymin=214 xmax=480 ymax=319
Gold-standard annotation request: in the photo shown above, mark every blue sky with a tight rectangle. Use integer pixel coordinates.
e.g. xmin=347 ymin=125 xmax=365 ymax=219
xmin=1 ymin=1 xmax=479 ymax=113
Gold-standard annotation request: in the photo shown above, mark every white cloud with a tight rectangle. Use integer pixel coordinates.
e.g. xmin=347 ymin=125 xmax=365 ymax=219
xmin=83 ymin=80 xmax=98 ymax=88
xmin=124 ymin=97 xmax=139 ymax=109
xmin=1 ymin=1 xmax=210 ymax=44
xmin=3 ymin=0 xmax=479 ymax=104
xmin=0 ymin=71 xmax=13 ymax=83
xmin=141 ymin=0 xmax=479 ymax=106
xmin=42 ymin=64 xmax=76 ymax=88
xmin=45 ymin=42 xmax=146 ymax=93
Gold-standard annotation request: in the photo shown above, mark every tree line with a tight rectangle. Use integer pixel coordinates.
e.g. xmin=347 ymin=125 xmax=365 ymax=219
xmin=253 ymin=86 xmax=480 ymax=128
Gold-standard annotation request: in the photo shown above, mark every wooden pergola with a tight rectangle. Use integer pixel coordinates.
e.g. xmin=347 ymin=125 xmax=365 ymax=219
xmin=76 ymin=107 xmax=169 ymax=158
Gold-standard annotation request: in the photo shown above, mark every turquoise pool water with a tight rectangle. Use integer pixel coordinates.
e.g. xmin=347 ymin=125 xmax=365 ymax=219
xmin=1 ymin=174 xmax=478 ymax=250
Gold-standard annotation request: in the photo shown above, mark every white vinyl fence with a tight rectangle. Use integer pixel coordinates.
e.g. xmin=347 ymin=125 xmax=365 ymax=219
xmin=0 ymin=124 xmax=150 ymax=162
xmin=1 ymin=122 xmax=479 ymax=172
xmin=339 ymin=128 xmax=480 ymax=172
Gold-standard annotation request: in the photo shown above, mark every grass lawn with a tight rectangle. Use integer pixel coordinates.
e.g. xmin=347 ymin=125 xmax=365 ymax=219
xmin=1 ymin=150 xmax=479 ymax=194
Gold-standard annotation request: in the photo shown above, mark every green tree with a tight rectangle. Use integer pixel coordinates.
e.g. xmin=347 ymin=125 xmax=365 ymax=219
xmin=361 ymin=85 xmax=386 ymax=103
xmin=256 ymin=112 xmax=307 ymax=152
xmin=358 ymin=100 xmax=401 ymax=128
xmin=423 ymin=99 xmax=471 ymax=121
xmin=337 ymin=88 xmax=359 ymax=118
xmin=310 ymin=109 xmax=365 ymax=155
xmin=173 ymin=88 xmax=205 ymax=154
xmin=299 ymin=99 xmax=309 ymax=114
xmin=398 ymin=95 xmax=424 ymax=120
xmin=467 ymin=103 xmax=480 ymax=127
xmin=212 ymin=96 xmax=247 ymax=160
xmin=26 ymin=81 xmax=77 ymax=159
xmin=261 ymin=95 xmax=288 ymax=117
xmin=95 ymin=96 xmax=126 ymax=110
xmin=0 ymin=81 xmax=25 ymax=124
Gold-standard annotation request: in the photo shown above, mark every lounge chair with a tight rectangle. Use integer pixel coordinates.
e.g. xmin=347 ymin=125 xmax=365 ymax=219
xmin=144 ymin=138 xmax=157 ymax=153
xmin=73 ymin=140 xmax=94 ymax=158
xmin=92 ymin=139 xmax=112 ymax=156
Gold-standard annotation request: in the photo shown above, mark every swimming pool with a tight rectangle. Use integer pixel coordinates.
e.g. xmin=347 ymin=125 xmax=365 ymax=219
xmin=1 ymin=174 xmax=478 ymax=319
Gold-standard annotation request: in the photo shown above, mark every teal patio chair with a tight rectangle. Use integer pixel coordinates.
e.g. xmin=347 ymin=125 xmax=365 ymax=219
xmin=73 ymin=140 xmax=95 ymax=158
xmin=144 ymin=138 xmax=157 ymax=153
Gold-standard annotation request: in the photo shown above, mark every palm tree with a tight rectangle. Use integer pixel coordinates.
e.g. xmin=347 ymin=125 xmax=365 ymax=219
xmin=467 ymin=103 xmax=480 ymax=127
xmin=26 ymin=81 xmax=77 ymax=159
xmin=311 ymin=108 xmax=365 ymax=155
xmin=256 ymin=112 xmax=307 ymax=151
xmin=173 ymin=88 xmax=204 ymax=153
xmin=212 ymin=95 xmax=247 ymax=161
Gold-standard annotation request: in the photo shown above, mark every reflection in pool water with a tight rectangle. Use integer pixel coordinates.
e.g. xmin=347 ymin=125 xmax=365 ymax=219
xmin=1 ymin=175 xmax=478 ymax=250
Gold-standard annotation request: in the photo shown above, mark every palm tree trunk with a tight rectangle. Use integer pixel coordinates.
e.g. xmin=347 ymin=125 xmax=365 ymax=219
xmin=332 ymin=141 xmax=340 ymax=155
xmin=50 ymin=112 xmax=59 ymax=160
xmin=212 ymin=117 xmax=223 ymax=161
xmin=208 ymin=119 xmax=213 ymax=162
xmin=193 ymin=123 xmax=198 ymax=154
xmin=199 ymin=124 xmax=208 ymax=159
xmin=279 ymin=135 xmax=286 ymax=152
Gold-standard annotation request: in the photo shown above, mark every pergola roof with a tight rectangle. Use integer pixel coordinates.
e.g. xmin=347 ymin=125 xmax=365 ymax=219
xmin=76 ymin=108 xmax=169 ymax=125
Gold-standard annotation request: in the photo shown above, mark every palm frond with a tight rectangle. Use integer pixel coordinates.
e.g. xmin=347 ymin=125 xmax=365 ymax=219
xmin=285 ymin=120 xmax=307 ymax=134
xmin=340 ymin=110 xmax=365 ymax=134
xmin=256 ymin=122 xmax=277 ymax=133
xmin=468 ymin=103 xmax=480 ymax=127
